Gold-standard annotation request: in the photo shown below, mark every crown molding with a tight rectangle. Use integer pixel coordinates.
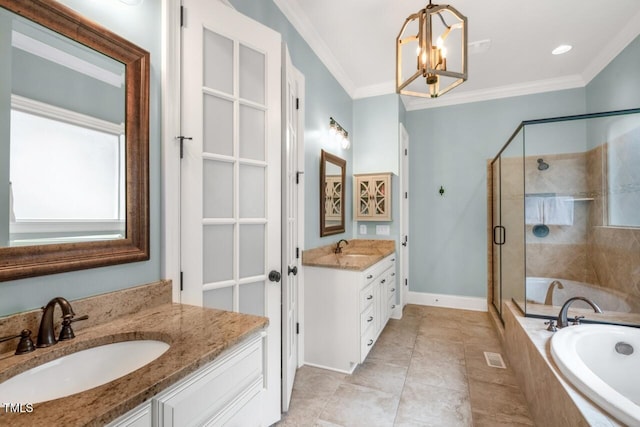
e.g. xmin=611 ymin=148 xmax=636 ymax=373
xmin=402 ymin=75 xmax=586 ymax=111
xmin=353 ymin=80 xmax=396 ymax=100
xmin=273 ymin=0 xmax=355 ymax=98
xmin=581 ymin=8 xmax=640 ymax=85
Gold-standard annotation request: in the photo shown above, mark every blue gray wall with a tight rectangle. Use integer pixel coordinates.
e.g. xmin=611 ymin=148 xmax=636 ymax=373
xmin=229 ymin=0 xmax=353 ymax=250
xmin=405 ymin=89 xmax=587 ymax=297
xmin=0 ymin=0 xmax=161 ymax=316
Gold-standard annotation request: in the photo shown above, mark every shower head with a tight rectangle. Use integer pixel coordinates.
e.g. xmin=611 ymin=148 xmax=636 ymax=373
xmin=537 ymin=158 xmax=549 ymax=171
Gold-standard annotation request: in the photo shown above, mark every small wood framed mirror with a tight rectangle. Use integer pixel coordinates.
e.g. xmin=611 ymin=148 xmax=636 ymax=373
xmin=320 ymin=150 xmax=346 ymax=237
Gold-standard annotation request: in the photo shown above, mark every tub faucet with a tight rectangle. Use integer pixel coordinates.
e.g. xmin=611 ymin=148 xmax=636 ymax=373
xmin=37 ymin=297 xmax=76 ymax=348
xmin=334 ymin=239 xmax=349 ymax=254
xmin=544 ymin=280 xmax=564 ymax=305
xmin=557 ymin=296 xmax=602 ymax=328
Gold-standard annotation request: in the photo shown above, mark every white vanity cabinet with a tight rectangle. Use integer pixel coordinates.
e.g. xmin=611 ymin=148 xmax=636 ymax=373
xmin=304 ymin=254 xmax=396 ymax=373
xmin=107 ymin=332 xmax=265 ymax=427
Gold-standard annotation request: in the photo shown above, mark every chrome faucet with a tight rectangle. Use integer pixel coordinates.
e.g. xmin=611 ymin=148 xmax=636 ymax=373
xmin=544 ymin=280 xmax=564 ymax=305
xmin=37 ymin=297 xmax=76 ymax=348
xmin=557 ymin=296 xmax=602 ymax=328
xmin=334 ymin=239 xmax=349 ymax=254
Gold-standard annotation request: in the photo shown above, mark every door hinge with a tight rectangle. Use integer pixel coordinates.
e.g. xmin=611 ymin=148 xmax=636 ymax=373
xmin=296 ymin=171 xmax=304 ymax=184
xmin=405 ymin=278 xmax=408 ymax=287
xmin=296 ymin=98 xmax=299 ymax=110
xmin=296 ymin=247 xmax=300 ymax=259
xmin=180 ymin=6 xmax=185 ymax=27
xmin=180 ymin=271 xmax=184 ymax=291
xmin=177 ymin=136 xmax=192 ymax=158
xmin=405 ymin=191 xmax=408 ymax=199
xmin=404 ymin=148 xmax=408 ymax=156
xmin=296 ymin=322 xmax=300 ymax=334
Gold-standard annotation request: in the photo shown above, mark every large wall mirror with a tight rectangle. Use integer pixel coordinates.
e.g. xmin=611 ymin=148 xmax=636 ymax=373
xmin=320 ymin=150 xmax=346 ymax=237
xmin=0 ymin=0 xmax=150 ymax=281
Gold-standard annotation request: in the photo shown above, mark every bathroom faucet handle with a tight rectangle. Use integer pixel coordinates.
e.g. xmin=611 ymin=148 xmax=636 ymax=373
xmin=544 ymin=320 xmax=557 ymax=332
xmin=58 ymin=314 xmax=89 ymax=342
xmin=0 ymin=329 xmax=36 ymax=355
xmin=571 ymin=315 xmax=585 ymax=326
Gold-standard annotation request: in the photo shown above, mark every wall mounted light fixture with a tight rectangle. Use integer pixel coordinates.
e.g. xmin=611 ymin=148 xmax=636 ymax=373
xmin=396 ymin=0 xmax=467 ymax=98
xmin=329 ymin=117 xmax=350 ymax=149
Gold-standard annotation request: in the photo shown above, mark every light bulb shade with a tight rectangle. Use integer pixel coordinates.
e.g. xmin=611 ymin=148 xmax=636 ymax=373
xmin=396 ymin=3 xmax=467 ymax=98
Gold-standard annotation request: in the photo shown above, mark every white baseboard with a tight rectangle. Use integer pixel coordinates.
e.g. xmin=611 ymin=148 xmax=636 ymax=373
xmin=407 ymin=291 xmax=487 ymax=312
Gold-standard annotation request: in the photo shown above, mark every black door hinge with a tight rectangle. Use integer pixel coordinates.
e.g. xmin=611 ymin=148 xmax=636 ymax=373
xmin=296 ymin=171 xmax=304 ymax=184
xmin=405 ymin=278 xmax=408 ymax=287
xmin=296 ymin=98 xmax=299 ymax=110
xmin=180 ymin=271 xmax=184 ymax=291
xmin=180 ymin=6 xmax=185 ymax=27
xmin=295 ymin=247 xmax=300 ymax=259
xmin=296 ymin=322 xmax=299 ymax=334
xmin=404 ymin=148 xmax=408 ymax=155
xmin=405 ymin=191 xmax=408 ymax=199
xmin=177 ymin=136 xmax=192 ymax=158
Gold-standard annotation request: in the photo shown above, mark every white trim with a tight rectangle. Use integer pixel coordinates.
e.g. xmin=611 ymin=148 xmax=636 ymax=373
xmin=581 ymin=8 xmax=640 ymax=84
xmin=353 ymin=80 xmax=396 ymax=100
xmin=407 ymin=291 xmax=487 ymax=312
xmin=161 ymin=0 xmax=182 ymax=302
xmin=402 ymin=74 xmax=585 ymax=111
xmin=11 ymin=94 xmax=124 ymax=135
xmin=273 ymin=0 xmax=355 ymax=98
xmin=12 ymin=30 xmax=124 ymax=88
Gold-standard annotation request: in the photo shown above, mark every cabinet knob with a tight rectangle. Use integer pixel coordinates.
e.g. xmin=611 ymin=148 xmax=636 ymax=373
xmin=367 ymin=316 xmax=373 ymax=322
xmin=380 ymin=279 xmax=386 ymax=284
xmin=391 ymin=304 xmax=396 ymax=309
xmin=366 ymin=295 xmax=373 ymax=300
xmin=366 ymin=274 xmax=373 ymax=279
xmin=367 ymin=339 xmax=374 ymax=346
xmin=391 ymin=288 xmax=395 ymax=292
xmin=391 ymin=273 xmax=395 ymax=277
xmin=391 ymin=258 xmax=395 ymax=262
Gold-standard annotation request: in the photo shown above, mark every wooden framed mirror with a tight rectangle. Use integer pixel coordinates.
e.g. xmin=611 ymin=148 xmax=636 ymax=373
xmin=320 ymin=150 xmax=346 ymax=237
xmin=0 ymin=0 xmax=150 ymax=281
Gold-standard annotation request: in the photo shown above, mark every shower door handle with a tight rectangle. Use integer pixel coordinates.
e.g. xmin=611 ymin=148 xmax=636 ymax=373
xmin=493 ymin=226 xmax=506 ymax=245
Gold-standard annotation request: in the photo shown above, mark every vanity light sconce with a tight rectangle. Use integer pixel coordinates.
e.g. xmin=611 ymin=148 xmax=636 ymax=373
xmin=329 ymin=117 xmax=350 ymax=150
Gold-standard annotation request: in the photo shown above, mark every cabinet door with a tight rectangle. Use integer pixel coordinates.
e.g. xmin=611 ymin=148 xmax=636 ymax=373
xmin=354 ymin=174 xmax=391 ymax=221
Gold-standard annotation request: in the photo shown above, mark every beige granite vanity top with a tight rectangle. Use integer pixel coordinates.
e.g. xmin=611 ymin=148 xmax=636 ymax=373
xmin=302 ymin=239 xmax=395 ymax=271
xmin=0 ymin=298 xmax=267 ymax=426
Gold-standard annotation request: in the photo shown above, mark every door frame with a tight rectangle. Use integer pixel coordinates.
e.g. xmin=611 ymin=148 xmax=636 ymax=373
xmin=161 ymin=0 xmax=182 ymax=299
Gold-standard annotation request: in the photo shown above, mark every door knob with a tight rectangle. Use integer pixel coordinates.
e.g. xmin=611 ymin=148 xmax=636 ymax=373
xmin=288 ymin=265 xmax=298 ymax=276
xmin=268 ymin=270 xmax=281 ymax=282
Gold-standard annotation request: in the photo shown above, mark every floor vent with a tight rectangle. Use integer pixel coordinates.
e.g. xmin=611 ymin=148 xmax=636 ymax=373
xmin=484 ymin=351 xmax=507 ymax=369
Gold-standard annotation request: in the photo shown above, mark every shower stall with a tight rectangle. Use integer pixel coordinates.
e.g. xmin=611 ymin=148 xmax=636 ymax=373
xmin=490 ymin=108 xmax=640 ymax=326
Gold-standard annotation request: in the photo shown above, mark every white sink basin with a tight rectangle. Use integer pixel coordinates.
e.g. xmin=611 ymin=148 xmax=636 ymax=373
xmin=0 ymin=340 xmax=169 ymax=403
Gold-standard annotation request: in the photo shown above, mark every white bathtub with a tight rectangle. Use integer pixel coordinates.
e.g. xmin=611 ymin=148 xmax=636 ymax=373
xmin=526 ymin=277 xmax=633 ymax=312
xmin=551 ymin=324 xmax=640 ymax=425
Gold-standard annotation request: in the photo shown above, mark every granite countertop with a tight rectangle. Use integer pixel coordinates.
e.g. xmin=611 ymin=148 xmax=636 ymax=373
xmin=0 ymin=303 xmax=267 ymax=426
xmin=302 ymin=239 xmax=395 ymax=271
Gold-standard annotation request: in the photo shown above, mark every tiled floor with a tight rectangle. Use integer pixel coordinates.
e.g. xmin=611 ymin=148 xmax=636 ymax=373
xmin=277 ymin=304 xmax=535 ymax=426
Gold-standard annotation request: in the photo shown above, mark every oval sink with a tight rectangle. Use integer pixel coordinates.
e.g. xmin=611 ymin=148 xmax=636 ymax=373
xmin=0 ymin=340 xmax=169 ymax=403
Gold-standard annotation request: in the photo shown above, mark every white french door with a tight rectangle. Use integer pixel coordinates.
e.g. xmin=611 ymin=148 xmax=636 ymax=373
xmin=180 ymin=1 xmax=281 ymax=425
xmin=400 ymin=123 xmax=410 ymax=311
xmin=281 ymin=46 xmax=304 ymax=413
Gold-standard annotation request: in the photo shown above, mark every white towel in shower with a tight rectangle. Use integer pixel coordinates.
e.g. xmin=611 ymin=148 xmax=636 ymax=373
xmin=525 ymin=197 xmax=544 ymax=224
xmin=544 ymin=196 xmax=574 ymax=225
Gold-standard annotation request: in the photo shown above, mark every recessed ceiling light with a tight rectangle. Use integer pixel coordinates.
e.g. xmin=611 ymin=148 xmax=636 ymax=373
xmin=552 ymin=45 xmax=572 ymax=55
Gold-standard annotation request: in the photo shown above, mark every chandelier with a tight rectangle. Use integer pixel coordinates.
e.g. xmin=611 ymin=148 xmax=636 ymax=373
xmin=396 ymin=1 xmax=467 ymax=98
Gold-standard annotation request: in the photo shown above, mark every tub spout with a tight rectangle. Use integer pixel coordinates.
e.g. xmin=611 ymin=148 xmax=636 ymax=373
xmin=544 ymin=280 xmax=564 ymax=305
xmin=557 ymin=296 xmax=602 ymax=328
